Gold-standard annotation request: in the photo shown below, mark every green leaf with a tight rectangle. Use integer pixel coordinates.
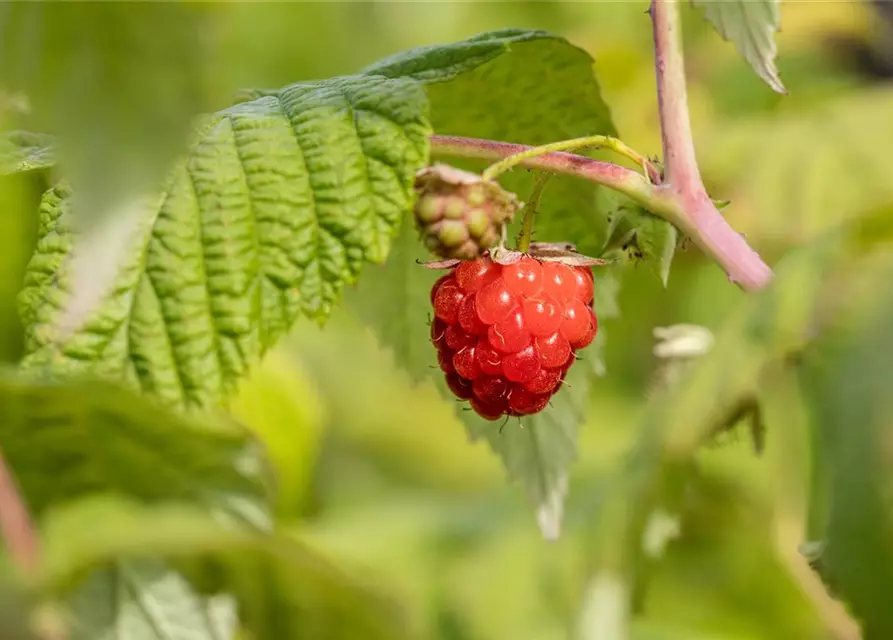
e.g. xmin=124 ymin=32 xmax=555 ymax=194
xmin=0 ymin=370 xmax=269 ymax=639
xmin=691 ymin=0 xmax=786 ymax=94
xmin=797 ymin=253 xmax=893 ymax=638
xmin=17 ymin=74 xmax=431 ymax=410
xmin=0 ymin=370 xmax=267 ymax=518
xmin=0 ymin=131 xmax=56 ymax=176
xmin=702 ymin=87 xmax=893 ymax=254
xmin=346 ymin=215 xmax=440 ymax=381
xmin=604 ymin=201 xmax=678 ymax=287
xmin=466 ymin=351 xmax=596 ymax=541
xmin=634 ymin=216 xmax=677 ymax=288
xmin=362 ymin=28 xmax=567 ymax=83
xmin=0 ymin=3 xmax=213 ymax=226
xmin=38 ymin=496 xmax=408 ymax=640
xmin=65 ymin=562 xmax=237 ymax=640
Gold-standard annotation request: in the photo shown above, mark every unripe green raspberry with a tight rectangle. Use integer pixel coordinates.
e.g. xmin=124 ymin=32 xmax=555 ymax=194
xmin=413 ymin=164 xmax=520 ymax=260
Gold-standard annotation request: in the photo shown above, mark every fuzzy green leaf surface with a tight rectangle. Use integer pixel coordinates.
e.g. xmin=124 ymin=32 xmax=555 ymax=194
xmin=691 ymin=0 xmax=785 ymax=94
xmin=17 ymin=75 xmax=430 ymax=410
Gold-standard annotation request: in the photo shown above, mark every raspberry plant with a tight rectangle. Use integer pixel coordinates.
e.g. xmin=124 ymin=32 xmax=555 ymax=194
xmin=429 ymin=252 xmax=598 ymax=421
xmin=1 ymin=1 xmax=893 ymax=639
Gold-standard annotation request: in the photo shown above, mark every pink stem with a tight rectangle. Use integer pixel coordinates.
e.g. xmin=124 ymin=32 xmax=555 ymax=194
xmin=0 ymin=449 xmax=38 ymax=575
xmin=651 ymin=0 xmax=701 ymax=194
xmin=430 ymin=135 xmax=652 ymax=197
xmin=649 ymin=0 xmax=772 ymax=289
xmin=430 ymin=134 xmax=773 ymax=291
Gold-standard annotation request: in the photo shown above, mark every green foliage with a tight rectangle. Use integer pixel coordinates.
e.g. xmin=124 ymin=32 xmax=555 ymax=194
xmin=466 ymin=353 xmax=596 ymax=540
xmin=604 ymin=199 xmax=679 ymax=287
xmin=420 ymin=30 xmax=616 ymax=257
xmin=228 ymin=349 xmax=325 ymax=519
xmin=17 ymin=75 xmax=430 ymax=409
xmin=691 ymin=0 xmax=785 ymax=93
xmin=3 ymin=5 xmax=893 ymax=639
xmin=65 ymin=562 xmax=236 ymax=640
xmin=0 ymin=371 xmax=267 ymax=518
xmin=0 ymin=132 xmax=55 ymax=176
xmin=703 ymin=87 xmax=893 ymax=253
xmin=348 ymin=29 xmax=622 ymax=537
xmin=0 ymin=370 xmax=269 ymax=638
xmin=0 ymin=3 xmax=214 ymax=227
xmin=0 ymin=578 xmax=35 ymax=640
xmin=38 ymin=497 xmax=407 ymax=640
xmin=798 ymin=251 xmax=893 ymax=638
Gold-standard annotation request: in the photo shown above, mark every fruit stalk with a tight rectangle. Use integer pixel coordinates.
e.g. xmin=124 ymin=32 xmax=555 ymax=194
xmin=516 ymin=174 xmax=551 ymax=253
xmin=480 ymin=135 xmax=661 ymax=184
xmin=429 ymin=134 xmax=772 ymax=291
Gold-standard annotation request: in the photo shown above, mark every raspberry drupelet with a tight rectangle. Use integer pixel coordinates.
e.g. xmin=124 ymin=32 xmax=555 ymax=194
xmin=431 ymin=254 xmax=598 ymax=420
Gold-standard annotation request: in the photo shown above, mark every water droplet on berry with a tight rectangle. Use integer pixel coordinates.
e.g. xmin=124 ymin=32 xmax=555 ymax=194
xmin=475 ymin=339 xmax=504 ymax=375
xmin=542 ymin=262 xmax=576 ymax=302
xmin=445 ymin=325 xmax=475 ymax=351
xmin=488 ymin=309 xmax=531 ymax=353
xmin=453 ymin=345 xmax=482 ymax=379
xmin=502 ymin=344 xmax=541 ymax=383
xmin=473 ymin=375 xmax=509 ymax=404
xmin=456 ymin=257 xmax=500 ymax=293
xmin=504 ymin=257 xmax=543 ymax=297
xmin=524 ymin=367 xmax=562 ymax=394
xmin=476 ymin=279 xmax=516 ymax=325
xmin=522 ymin=294 xmax=562 ymax=336
xmin=458 ymin=295 xmax=488 ymax=335
xmin=536 ymin=332 xmax=571 ymax=368
xmin=560 ymin=298 xmax=590 ymax=344
xmin=434 ymin=280 xmax=464 ymax=324
xmin=446 ymin=373 xmax=473 ymax=400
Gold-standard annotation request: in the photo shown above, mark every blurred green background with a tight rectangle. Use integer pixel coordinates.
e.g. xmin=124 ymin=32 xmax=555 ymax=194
xmin=4 ymin=2 xmax=892 ymax=638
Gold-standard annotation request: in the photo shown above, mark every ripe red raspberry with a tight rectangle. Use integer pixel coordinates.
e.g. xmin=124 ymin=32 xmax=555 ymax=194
xmin=430 ymin=254 xmax=599 ymax=420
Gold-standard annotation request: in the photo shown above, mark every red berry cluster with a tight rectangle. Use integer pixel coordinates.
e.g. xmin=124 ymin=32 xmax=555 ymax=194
xmin=430 ymin=254 xmax=598 ymax=420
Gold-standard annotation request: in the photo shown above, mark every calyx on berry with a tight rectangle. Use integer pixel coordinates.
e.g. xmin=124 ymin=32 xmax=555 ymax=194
xmin=429 ymin=250 xmax=599 ymax=421
xmin=414 ymin=164 xmax=520 ymax=261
